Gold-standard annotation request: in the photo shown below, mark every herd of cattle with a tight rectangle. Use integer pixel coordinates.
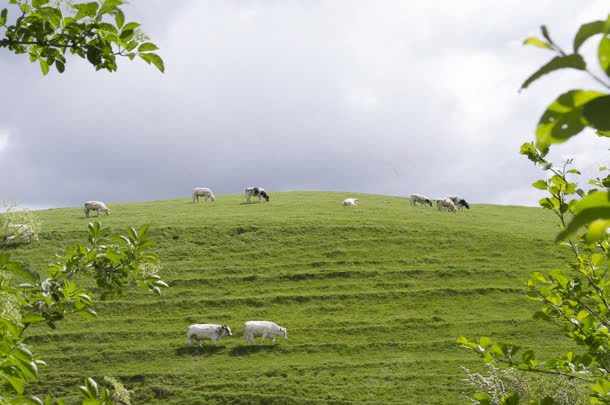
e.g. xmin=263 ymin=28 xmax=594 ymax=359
xmin=83 ymin=188 xmax=471 ymax=217
xmin=187 ymin=321 xmax=287 ymax=347
xmin=78 ymin=187 xmax=470 ymax=346
xmin=342 ymin=194 xmax=469 ymax=212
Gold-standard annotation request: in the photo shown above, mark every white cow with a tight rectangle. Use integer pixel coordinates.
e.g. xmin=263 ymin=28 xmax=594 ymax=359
xmin=409 ymin=194 xmax=432 ymax=207
xmin=437 ymin=198 xmax=457 ymax=213
xmin=187 ymin=324 xmax=232 ymax=346
xmin=244 ymin=321 xmax=287 ymax=345
xmin=192 ymin=187 xmax=216 ymax=202
xmin=343 ymin=198 xmax=359 ymax=206
xmin=84 ymin=201 xmax=110 ymax=217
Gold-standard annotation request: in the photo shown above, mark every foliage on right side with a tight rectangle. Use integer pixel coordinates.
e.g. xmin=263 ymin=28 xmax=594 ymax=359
xmin=459 ymin=15 xmax=610 ymax=405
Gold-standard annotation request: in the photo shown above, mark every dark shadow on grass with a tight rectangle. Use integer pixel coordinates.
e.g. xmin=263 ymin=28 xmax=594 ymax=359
xmin=175 ymin=345 xmax=224 ymax=356
xmin=228 ymin=345 xmax=279 ymax=356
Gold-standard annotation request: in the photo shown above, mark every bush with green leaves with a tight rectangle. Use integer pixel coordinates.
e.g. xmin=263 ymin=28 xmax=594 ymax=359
xmin=0 ymin=0 xmax=164 ymax=74
xmin=462 ymin=364 xmax=588 ymax=405
xmin=0 ymin=222 xmax=167 ymax=404
xmin=459 ymin=14 xmax=610 ymax=405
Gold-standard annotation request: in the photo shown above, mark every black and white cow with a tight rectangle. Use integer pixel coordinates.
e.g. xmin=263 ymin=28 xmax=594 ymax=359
xmin=245 ymin=187 xmax=270 ymax=203
xmin=447 ymin=196 xmax=470 ymax=209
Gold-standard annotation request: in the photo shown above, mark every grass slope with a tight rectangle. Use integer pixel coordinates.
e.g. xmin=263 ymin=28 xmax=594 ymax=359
xmin=8 ymin=191 xmax=573 ymax=404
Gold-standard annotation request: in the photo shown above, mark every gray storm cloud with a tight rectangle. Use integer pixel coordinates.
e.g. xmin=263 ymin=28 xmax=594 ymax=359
xmin=1 ymin=0 xmax=609 ymax=209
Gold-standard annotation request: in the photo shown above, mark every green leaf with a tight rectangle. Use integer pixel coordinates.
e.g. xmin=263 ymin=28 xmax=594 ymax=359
xmin=121 ymin=21 xmax=141 ymax=32
xmin=119 ymin=29 xmax=134 ymax=41
xmin=100 ymin=0 xmax=123 ymax=13
xmin=0 ymin=8 xmax=7 ymax=26
xmin=599 ymin=34 xmax=610 ymax=76
xmin=523 ymin=37 xmax=552 ymax=50
xmin=78 ymin=307 xmax=98 ymax=320
xmin=597 ymin=130 xmax=610 ymax=137
xmin=479 ymin=336 xmax=492 ymax=348
xmin=113 ymin=8 xmax=125 ymax=28
xmin=32 ymin=0 xmax=50 ymax=7
xmin=138 ymin=42 xmax=159 ymax=52
xmin=585 ymin=219 xmax=610 ymax=243
xmin=85 ymin=377 xmax=99 ymax=398
xmin=540 ymin=25 xmax=552 ymax=44
xmin=473 ymin=393 xmax=491 ymax=405
xmin=574 ymin=20 xmax=606 ymax=52
xmin=22 ymin=312 xmax=45 ymax=324
xmin=535 ymin=90 xmax=605 ymax=150
xmin=39 ymin=58 xmax=49 ymax=75
xmin=520 ymin=54 xmax=586 ymax=90
xmin=139 ymin=52 xmax=165 ymax=73
xmin=532 ymin=180 xmax=548 ymax=190
xmin=0 ymin=317 xmax=21 ymax=337
xmin=500 ymin=392 xmax=519 ymax=405
xmin=4 ymin=261 xmax=40 ymax=283
xmin=6 ymin=375 xmax=26 ymax=394
xmin=96 ymin=22 xmax=118 ymax=34
xmin=86 ymin=45 xmax=101 ymax=66
xmin=55 ymin=60 xmax=65 ymax=73
xmin=557 ymin=190 xmax=610 ymax=241
xmin=73 ymin=2 xmax=99 ymax=20
xmin=583 ymin=95 xmax=610 ymax=130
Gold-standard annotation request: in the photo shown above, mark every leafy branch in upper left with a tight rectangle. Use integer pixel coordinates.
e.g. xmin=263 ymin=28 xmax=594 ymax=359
xmin=0 ymin=0 xmax=164 ymax=74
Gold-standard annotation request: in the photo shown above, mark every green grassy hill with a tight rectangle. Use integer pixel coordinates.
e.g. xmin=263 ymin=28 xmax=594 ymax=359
xmin=9 ymin=191 xmax=572 ymax=404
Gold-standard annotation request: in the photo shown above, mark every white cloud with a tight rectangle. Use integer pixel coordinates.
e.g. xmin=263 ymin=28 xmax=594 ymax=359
xmin=0 ymin=129 xmax=9 ymax=153
xmin=0 ymin=1 xmax=607 ymax=207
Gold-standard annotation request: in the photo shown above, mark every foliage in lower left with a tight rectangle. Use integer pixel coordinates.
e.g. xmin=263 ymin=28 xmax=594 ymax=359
xmin=0 ymin=222 xmax=166 ymax=404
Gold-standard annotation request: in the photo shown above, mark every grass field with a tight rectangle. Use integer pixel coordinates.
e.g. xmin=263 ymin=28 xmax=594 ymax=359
xmin=6 ymin=191 xmax=575 ymax=404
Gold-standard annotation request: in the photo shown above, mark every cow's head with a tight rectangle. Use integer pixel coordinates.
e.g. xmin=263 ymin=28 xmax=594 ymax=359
xmin=460 ymin=199 xmax=470 ymax=209
xmin=280 ymin=327 xmax=288 ymax=339
xmin=261 ymin=191 xmax=270 ymax=201
xmin=425 ymin=199 xmax=432 ymax=206
xmin=211 ymin=195 xmax=216 ymax=202
xmin=222 ymin=325 xmax=233 ymax=336
xmin=104 ymin=207 xmax=110 ymax=215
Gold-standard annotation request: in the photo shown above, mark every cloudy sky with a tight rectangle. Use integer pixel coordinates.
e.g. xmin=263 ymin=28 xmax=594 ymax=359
xmin=1 ymin=1 xmax=609 ymax=209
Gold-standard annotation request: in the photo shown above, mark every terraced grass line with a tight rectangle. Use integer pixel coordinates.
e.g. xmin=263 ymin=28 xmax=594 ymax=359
xmin=6 ymin=191 xmax=575 ymax=403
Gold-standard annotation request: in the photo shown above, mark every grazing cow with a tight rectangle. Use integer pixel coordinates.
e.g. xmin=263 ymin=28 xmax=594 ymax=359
xmin=192 ymin=187 xmax=216 ymax=202
xmin=244 ymin=321 xmax=287 ymax=345
xmin=447 ymin=196 xmax=470 ymax=210
xmin=409 ymin=194 xmax=432 ymax=207
xmin=187 ymin=324 xmax=232 ymax=346
xmin=245 ymin=187 xmax=269 ymax=203
xmin=343 ymin=198 xmax=359 ymax=206
xmin=84 ymin=201 xmax=110 ymax=217
xmin=437 ymin=198 xmax=457 ymax=213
